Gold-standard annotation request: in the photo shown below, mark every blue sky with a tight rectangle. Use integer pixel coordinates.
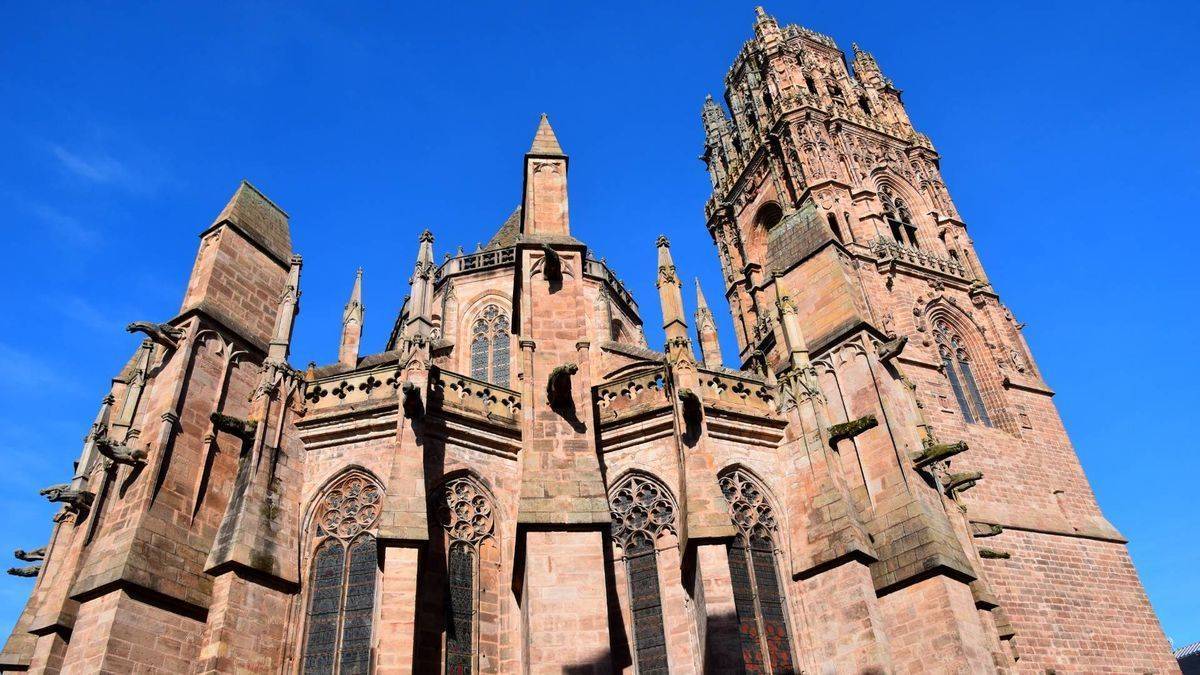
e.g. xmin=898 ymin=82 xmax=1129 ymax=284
xmin=1 ymin=0 xmax=1197 ymax=648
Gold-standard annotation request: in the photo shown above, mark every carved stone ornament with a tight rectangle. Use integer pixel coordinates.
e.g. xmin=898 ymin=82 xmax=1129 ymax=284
xmin=719 ymin=469 xmax=778 ymax=546
xmin=609 ymin=474 xmax=676 ymax=555
xmin=316 ymin=473 xmax=383 ymax=540
xmin=437 ymin=476 xmax=495 ymax=546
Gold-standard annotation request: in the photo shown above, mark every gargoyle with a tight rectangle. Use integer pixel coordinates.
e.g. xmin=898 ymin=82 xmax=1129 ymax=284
xmin=126 ymin=321 xmax=184 ymax=350
xmin=677 ymin=388 xmax=703 ymax=428
xmin=944 ymin=470 xmax=982 ymax=496
xmin=39 ymin=484 xmax=94 ymax=511
xmin=7 ymin=565 xmax=40 ymax=578
xmin=546 ymin=363 xmax=578 ymax=408
xmin=210 ymin=412 xmax=258 ymax=440
xmin=828 ymin=414 xmax=878 ymax=446
xmin=875 ymin=335 xmax=907 ymax=363
xmin=401 ymin=382 xmax=424 ymax=419
xmin=95 ymin=434 xmax=147 ymax=467
xmin=978 ymin=548 xmax=1011 ymax=560
xmin=970 ymin=523 xmax=1003 ymax=538
xmin=540 ymin=244 xmax=563 ymax=284
xmin=14 ymin=547 xmax=46 ymax=562
xmin=911 ymin=440 xmax=968 ymax=469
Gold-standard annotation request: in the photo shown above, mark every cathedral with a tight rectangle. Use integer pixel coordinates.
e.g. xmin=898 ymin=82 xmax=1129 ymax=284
xmin=0 ymin=8 xmax=1178 ymax=674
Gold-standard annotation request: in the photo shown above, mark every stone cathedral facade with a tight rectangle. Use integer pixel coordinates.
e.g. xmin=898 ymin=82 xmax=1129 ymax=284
xmin=0 ymin=8 xmax=1179 ymax=675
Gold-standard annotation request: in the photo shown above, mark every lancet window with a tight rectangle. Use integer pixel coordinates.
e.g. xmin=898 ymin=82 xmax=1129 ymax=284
xmin=437 ymin=476 xmax=496 ymax=675
xmin=933 ymin=319 xmax=992 ymax=426
xmin=882 ymin=187 xmax=920 ymax=249
xmin=302 ymin=472 xmax=383 ymax=675
xmin=469 ymin=304 xmax=510 ymax=387
xmin=719 ymin=469 xmax=797 ymax=674
xmin=609 ymin=474 xmax=676 ymax=675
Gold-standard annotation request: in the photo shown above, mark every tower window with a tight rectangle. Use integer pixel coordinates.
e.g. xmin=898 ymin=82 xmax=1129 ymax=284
xmin=437 ymin=476 xmax=496 ymax=675
xmin=469 ymin=304 xmax=510 ymax=387
xmin=858 ymin=95 xmax=872 ymax=116
xmin=804 ymin=75 xmax=818 ymax=95
xmin=609 ymin=474 xmax=676 ymax=674
xmin=301 ymin=473 xmax=383 ymax=675
xmin=719 ymin=469 xmax=797 ymax=674
xmin=881 ymin=189 xmax=920 ymax=249
xmin=933 ymin=319 xmax=992 ymax=426
xmin=755 ymin=202 xmax=784 ymax=232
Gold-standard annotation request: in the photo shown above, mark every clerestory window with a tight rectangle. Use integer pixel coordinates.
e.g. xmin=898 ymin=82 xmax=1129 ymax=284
xmin=301 ymin=473 xmax=383 ymax=675
xmin=469 ymin=304 xmax=510 ymax=387
xmin=934 ymin=319 xmax=991 ymax=426
xmin=719 ymin=470 xmax=797 ymax=674
xmin=609 ymin=474 xmax=677 ymax=675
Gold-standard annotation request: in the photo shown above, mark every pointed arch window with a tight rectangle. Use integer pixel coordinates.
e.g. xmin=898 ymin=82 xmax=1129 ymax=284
xmin=302 ymin=473 xmax=383 ymax=675
xmin=719 ymin=470 xmax=797 ymax=675
xmin=882 ymin=187 xmax=920 ymax=249
xmin=470 ymin=304 xmax=510 ymax=387
xmin=610 ymin=474 xmax=676 ymax=675
xmin=934 ymin=319 xmax=991 ymax=427
xmin=437 ymin=476 xmax=496 ymax=675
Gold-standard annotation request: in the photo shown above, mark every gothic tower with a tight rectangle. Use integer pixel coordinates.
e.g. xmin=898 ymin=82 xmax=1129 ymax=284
xmin=699 ymin=6 xmax=1176 ymax=673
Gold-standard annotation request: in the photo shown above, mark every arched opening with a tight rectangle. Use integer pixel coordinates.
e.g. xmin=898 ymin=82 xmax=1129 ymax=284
xmin=300 ymin=472 xmax=383 ymax=674
xmin=609 ymin=473 xmax=677 ymax=674
xmin=881 ymin=186 xmax=920 ymax=249
xmin=933 ymin=318 xmax=992 ymax=427
xmin=754 ymin=202 xmax=784 ymax=232
xmin=826 ymin=212 xmax=844 ymax=243
xmin=469 ymin=304 xmax=510 ymax=387
xmin=718 ymin=469 xmax=797 ymax=674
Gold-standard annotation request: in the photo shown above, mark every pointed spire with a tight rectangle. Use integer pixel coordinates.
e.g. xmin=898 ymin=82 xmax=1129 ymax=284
xmin=339 ymin=268 xmax=364 ymax=368
xmin=268 ymin=255 xmax=303 ymax=362
xmin=655 ymin=236 xmax=689 ymax=347
xmin=753 ymin=5 xmax=780 ymax=40
xmin=694 ymin=278 xmax=722 ymax=367
xmin=405 ymin=231 xmax=437 ymax=340
xmin=695 ymin=277 xmax=711 ymax=311
xmin=528 ymin=113 xmax=565 ymax=156
xmin=522 ymin=116 xmax=571 ymax=236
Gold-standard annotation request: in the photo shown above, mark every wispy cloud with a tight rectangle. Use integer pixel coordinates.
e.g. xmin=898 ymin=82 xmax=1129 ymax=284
xmin=26 ymin=203 xmax=98 ymax=245
xmin=49 ymin=144 xmax=133 ymax=186
xmin=45 ymin=141 xmax=169 ymax=196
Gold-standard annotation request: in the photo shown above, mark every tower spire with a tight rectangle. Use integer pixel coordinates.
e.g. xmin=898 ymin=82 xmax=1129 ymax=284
xmin=338 ymin=268 xmax=364 ymax=367
xmin=694 ymin=278 xmax=722 ymax=367
xmin=528 ymin=113 xmax=565 ymax=156
xmin=405 ymin=230 xmax=436 ymax=340
xmin=522 ymin=115 xmax=570 ymax=236
xmin=655 ymin=236 xmax=691 ymax=363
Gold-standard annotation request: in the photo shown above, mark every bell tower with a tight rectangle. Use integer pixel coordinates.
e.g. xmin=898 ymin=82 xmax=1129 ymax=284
xmin=699 ymin=7 xmax=1176 ymax=673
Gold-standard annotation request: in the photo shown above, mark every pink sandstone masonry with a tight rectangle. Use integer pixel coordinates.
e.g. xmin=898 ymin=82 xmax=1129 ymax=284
xmin=0 ymin=7 xmax=1177 ymax=674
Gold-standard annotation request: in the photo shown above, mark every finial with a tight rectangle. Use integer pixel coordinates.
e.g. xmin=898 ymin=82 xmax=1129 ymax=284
xmin=656 ymin=235 xmax=670 ymax=248
xmin=419 ymin=229 xmax=434 ymax=243
xmin=755 ymin=6 xmax=767 ymax=18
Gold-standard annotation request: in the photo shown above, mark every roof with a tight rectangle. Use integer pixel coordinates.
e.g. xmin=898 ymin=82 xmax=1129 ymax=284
xmin=486 ymin=206 xmax=522 ymax=249
xmin=1177 ymin=639 xmax=1200 ymax=659
xmin=209 ymin=180 xmax=292 ymax=266
xmin=528 ymin=114 xmax=565 ymax=156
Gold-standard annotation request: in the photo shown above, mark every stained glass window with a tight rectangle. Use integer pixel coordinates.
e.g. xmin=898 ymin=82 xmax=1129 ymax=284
xmin=933 ymin=319 xmax=991 ymax=427
xmin=719 ymin=469 xmax=797 ymax=674
xmin=437 ymin=476 xmax=496 ymax=675
xmin=301 ymin=473 xmax=383 ymax=674
xmin=609 ymin=474 xmax=675 ymax=675
xmin=468 ymin=304 xmax=510 ymax=388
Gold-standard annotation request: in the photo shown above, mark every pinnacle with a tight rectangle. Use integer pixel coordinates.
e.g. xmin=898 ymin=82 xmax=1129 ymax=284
xmin=528 ymin=113 xmax=565 ymax=156
xmin=695 ymin=277 xmax=710 ymax=309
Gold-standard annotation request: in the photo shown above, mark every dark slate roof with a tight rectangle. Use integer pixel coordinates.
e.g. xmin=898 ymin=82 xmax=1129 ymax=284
xmin=1177 ymin=639 xmax=1200 ymax=660
xmin=210 ymin=180 xmax=292 ymax=266
xmin=486 ymin=206 xmax=522 ymax=249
